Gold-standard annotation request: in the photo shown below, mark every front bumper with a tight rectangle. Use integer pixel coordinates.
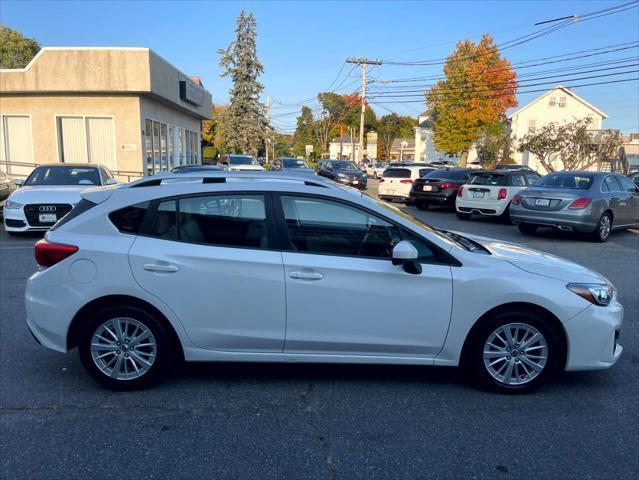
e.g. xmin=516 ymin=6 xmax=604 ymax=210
xmin=509 ymin=205 xmax=597 ymax=233
xmin=3 ymin=206 xmax=49 ymax=232
xmin=564 ymin=300 xmax=623 ymax=371
xmin=336 ymin=177 xmax=367 ymax=189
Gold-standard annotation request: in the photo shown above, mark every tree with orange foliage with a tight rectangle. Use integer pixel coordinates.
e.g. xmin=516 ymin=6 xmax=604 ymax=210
xmin=426 ymin=34 xmax=517 ymax=166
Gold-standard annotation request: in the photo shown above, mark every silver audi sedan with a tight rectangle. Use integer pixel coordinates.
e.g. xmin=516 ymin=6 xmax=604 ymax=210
xmin=510 ymin=171 xmax=639 ymax=242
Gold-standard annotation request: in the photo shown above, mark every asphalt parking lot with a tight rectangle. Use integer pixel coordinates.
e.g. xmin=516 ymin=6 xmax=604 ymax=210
xmin=1 ymin=179 xmax=638 ymax=479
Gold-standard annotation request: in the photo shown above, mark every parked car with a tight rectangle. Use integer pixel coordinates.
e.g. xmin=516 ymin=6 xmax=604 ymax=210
xmin=271 ymin=157 xmax=317 ymax=175
xmin=627 ymin=171 xmax=639 ymax=187
xmin=494 ymin=164 xmax=537 ymax=172
xmin=511 ymin=171 xmax=639 ymax=241
xmin=409 ymin=168 xmax=476 ymax=210
xmin=378 ymin=165 xmax=436 ymax=203
xmin=171 ymin=165 xmax=223 ymax=174
xmin=456 ymin=170 xmax=542 ymax=221
xmin=365 ymin=162 xmax=387 ymax=179
xmin=218 ymin=154 xmax=264 ymax=171
xmin=26 ymin=170 xmax=623 ymax=393
xmin=316 ymin=160 xmax=367 ymax=189
xmin=3 ymin=164 xmax=118 ymax=235
xmin=0 ymin=168 xmax=18 ymax=212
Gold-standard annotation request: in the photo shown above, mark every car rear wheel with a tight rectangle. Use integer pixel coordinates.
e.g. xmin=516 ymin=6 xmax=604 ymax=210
xmin=518 ymin=224 xmax=538 ymax=235
xmin=465 ymin=311 xmax=561 ymax=394
xmin=591 ymin=212 xmax=612 ymax=242
xmin=78 ymin=306 xmax=173 ymax=390
xmin=456 ymin=211 xmax=471 ymax=220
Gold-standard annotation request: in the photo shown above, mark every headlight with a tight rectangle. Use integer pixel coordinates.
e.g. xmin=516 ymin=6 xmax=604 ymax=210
xmin=4 ymin=200 xmax=23 ymax=209
xmin=567 ymin=283 xmax=614 ymax=306
xmin=337 ymin=173 xmax=348 ymax=177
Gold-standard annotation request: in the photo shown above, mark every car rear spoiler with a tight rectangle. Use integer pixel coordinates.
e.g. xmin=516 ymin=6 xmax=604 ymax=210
xmin=80 ymin=184 xmax=122 ymax=204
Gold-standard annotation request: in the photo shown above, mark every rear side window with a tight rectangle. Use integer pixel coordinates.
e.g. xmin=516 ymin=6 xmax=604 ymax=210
xmin=50 ymin=199 xmax=97 ymax=231
xmin=383 ymin=168 xmax=411 ymax=178
xmin=602 ymin=176 xmax=622 ymax=192
xmin=149 ymin=194 xmax=269 ymax=248
xmin=418 ymin=168 xmax=433 ymax=178
xmin=525 ymin=173 xmax=541 ymax=185
xmin=109 ymin=202 xmax=150 ymax=234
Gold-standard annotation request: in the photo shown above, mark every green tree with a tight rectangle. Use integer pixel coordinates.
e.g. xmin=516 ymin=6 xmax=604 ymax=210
xmin=292 ymin=106 xmax=315 ymax=157
xmin=0 ymin=25 xmax=40 ymax=68
xmin=377 ymin=113 xmax=415 ymax=160
xmin=201 ymin=105 xmax=228 ymax=160
xmin=217 ymin=11 xmax=267 ymax=156
xmin=426 ymin=34 xmax=517 ymax=166
xmin=476 ymin=123 xmax=514 ymax=167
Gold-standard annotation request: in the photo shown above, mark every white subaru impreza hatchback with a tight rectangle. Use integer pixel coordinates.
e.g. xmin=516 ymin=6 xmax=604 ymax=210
xmin=26 ymin=172 xmax=623 ymax=393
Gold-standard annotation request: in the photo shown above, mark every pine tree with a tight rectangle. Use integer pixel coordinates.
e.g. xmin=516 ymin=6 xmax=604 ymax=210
xmin=218 ymin=11 xmax=266 ymax=156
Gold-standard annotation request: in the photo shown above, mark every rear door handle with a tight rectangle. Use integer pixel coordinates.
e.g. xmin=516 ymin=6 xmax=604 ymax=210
xmin=289 ymin=271 xmax=324 ymax=281
xmin=143 ymin=263 xmax=178 ymax=273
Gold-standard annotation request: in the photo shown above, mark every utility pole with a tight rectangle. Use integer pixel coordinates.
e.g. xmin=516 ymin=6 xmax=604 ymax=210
xmin=346 ymin=57 xmax=382 ymax=166
xmin=265 ymin=97 xmax=271 ymax=164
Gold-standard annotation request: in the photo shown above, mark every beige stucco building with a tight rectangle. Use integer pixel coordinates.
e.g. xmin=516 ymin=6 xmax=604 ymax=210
xmin=0 ymin=47 xmax=212 ymax=179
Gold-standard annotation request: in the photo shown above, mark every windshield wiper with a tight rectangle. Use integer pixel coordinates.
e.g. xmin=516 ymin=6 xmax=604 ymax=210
xmin=436 ymin=229 xmax=482 ymax=252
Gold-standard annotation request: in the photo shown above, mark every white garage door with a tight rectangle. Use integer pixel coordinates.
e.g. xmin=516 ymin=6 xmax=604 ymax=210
xmin=57 ymin=116 xmax=116 ymax=169
xmin=58 ymin=117 xmax=87 ymax=163
xmin=2 ymin=115 xmax=34 ymax=176
xmin=87 ymin=117 xmax=116 ymax=170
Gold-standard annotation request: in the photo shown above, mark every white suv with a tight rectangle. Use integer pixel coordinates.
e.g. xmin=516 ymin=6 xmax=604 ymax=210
xmin=26 ymin=171 xmax=622 ymax=393
xmin=378 ymin=165 xmax=435 ymax=202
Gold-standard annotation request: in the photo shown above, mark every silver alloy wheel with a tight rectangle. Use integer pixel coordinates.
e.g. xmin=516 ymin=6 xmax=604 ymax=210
xmin=90 ymin=317 xmax=157 ymax=380
xmin=599 ymin=215 xmax=611 ymax=240
xmin=483 ymin=323 xmax=548 ymax=386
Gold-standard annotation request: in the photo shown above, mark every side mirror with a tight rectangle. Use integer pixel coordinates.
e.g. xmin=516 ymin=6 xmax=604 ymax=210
xmin=15 ymin=178 xmax=24 ymax=187
xmin=392 ymin=240 xmax=422 ymax=275
xmin=105 ymin=178 xmax=118 ymax=185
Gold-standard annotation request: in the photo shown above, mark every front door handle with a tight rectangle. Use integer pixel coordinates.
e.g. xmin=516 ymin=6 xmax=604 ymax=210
xmin=289 ymin=270 xmax=324 ymax=281
xmin=143 ymin=263 xmax=178 ymax=273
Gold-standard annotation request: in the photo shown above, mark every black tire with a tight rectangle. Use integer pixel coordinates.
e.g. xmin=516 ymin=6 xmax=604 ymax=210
xmin=78 ymin=305 xmax=174 ymax=390
xmin=518 ymin=223 xmax=538 ymax=235
xmin=464 ymin=310 xmax=563 ymax=394
xmin=500 ymin=203 xmax=514 ymax=224
xmin=456 ymin=211 xmax=471 ymax=220
xmin=416 ymin=202 xmax=429 ymax=210
xmin=7 ymin=231 xmax=22 ymax=237
xmin=590 ymin=211 xmax=612 ymax=242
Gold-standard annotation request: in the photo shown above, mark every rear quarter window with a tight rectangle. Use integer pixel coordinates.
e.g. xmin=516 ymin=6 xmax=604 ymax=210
xmin=109 ymin=202 xmax=150 ymax=234
xmin=49 ymin=199 xmax=97 ymax=232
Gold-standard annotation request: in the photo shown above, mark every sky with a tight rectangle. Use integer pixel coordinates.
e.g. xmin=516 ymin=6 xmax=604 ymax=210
xmin=2 ymin=0 xmax=638 ymax=134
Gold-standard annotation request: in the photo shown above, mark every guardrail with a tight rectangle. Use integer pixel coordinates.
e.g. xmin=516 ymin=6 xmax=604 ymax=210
xmin=1 ymin=161 xmax=144 ymax=183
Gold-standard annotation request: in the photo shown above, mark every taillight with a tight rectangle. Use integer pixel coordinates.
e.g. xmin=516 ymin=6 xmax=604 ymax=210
xmin=400 ymin=179 xmax=413 ymax=184
xmin=439 ymin=183 xmax=457 ymax=189
xmin=34 ymin=239 xmax=79 ymax=267
xmin=497 ymin=188 xmax=508 ymax=200
xmin=512 ymin=194 xmax=521 ymax=205
xmin=568 ymin=197 xmax=591 ymax=210
xmin=457 ymin=186 xmax=464 ymax=197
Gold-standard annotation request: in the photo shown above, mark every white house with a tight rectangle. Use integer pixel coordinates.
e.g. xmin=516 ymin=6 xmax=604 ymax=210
xmin=328 ymin=135 xmax=361 ymax=160
xmin=510 ymin=85 xmax=608 ymax=172
xmin=414 ymin=111 xmax=473 ymax=164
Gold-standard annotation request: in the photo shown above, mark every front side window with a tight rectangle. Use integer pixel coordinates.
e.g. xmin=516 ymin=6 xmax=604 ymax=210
xmin=616 ymin=175 xmax=637 ymax=192
xmin=150 ymin=194 xmax=268 ymax=248
xmin=280 ymin=196 xmax=435 ymax=261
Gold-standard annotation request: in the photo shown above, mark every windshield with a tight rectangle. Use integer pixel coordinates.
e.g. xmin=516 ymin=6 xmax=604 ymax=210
xmin=536 ymin=173 xmax=593 ymax=189
xmin=283 ymin=158 xmax=310 ymax=169
xmin=332 ymin=161 xmax=358 ymax=171
xmin=229 ymin=156 xmax=259 ymax=166
xmin=24 ymin=166 xmax=101 ymax=186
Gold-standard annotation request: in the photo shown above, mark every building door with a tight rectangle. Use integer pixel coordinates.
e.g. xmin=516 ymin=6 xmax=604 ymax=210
xmin=86 ymin=117 xmax=116 ymax=170
xmin=2 ymin=115 xmax=34 ymax=176
xmin=58 ymin=116 xmax=87 ymax=163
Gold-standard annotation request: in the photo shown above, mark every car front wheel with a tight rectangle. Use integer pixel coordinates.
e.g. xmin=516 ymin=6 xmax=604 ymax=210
xmin=78 ymin=306 xmax=173 ymax=390
xmin=466 ymin=312 xmax=560 ymax=394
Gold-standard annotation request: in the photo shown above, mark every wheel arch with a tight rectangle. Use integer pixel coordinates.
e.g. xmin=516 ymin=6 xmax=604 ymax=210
xmin=459 ymin=302 xmax=568 ymax=370
xmin=67 ymin=294 xmax=185 ymax=361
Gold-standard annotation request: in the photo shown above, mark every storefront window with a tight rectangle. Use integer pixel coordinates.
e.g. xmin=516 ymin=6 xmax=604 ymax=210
xmin=168 ymin=125 xmax=175 ymax=168
xmin=152 ymin=121 xmax=161 ymax=174
xmin=178 ymin=129 xmax=184 ymax=165
xmin=145 ymin=119 xmax=153 ymax=175
xmin=160 ymin=123 xmax=168 ymax=171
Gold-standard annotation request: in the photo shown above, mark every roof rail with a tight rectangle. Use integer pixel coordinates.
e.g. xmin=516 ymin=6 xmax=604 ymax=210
xmin=126 ymin=171 xmax=337 ymax=189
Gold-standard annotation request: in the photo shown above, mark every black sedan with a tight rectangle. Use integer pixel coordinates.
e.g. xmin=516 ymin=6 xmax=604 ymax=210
xmin=409 ymin=168 xmax=475 ymax=210
xmin=317 ymin=160 xmax=367 ymax=190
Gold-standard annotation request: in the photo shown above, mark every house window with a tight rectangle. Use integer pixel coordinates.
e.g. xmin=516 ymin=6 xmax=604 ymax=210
xmin=1 ymin=115 xmax=34 ymax=176
xmin=559 ymin=96 xmax=567 ymax=108
xmin=548 ymin=97 xmax=556 ymax=107
xmin=528 ymin=119 xmax=537 ymax=132
xmin=56 ymin=116 xmax=115 ymax=170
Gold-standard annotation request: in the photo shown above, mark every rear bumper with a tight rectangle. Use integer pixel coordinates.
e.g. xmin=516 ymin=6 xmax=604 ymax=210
xmin=509 ymin=205 xmax=597 ymax=232
xmin=409 ymin=190 xmax=456 ymax=204
xmin=456 ymin=198 xmax=508 ymax=216
xmin=564 ymin=300 xmax=623 ymax=371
